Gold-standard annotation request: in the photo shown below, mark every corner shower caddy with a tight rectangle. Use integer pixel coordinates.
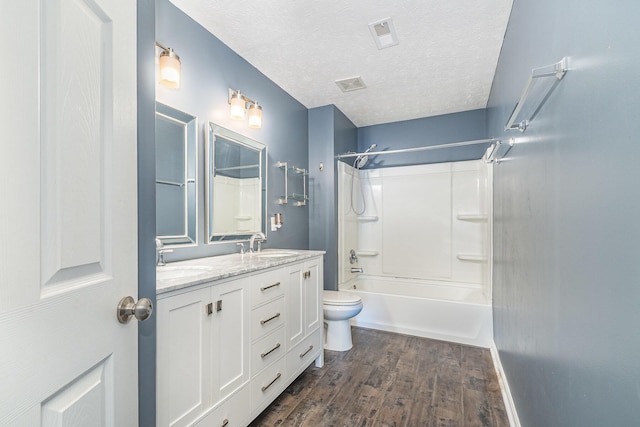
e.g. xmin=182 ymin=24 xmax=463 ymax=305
xmin=277 ymin=161 xmax=308 ymax=207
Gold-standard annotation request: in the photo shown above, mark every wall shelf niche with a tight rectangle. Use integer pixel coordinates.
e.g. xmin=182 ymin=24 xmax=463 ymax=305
xmin=355 ymin=250 xmax=379 ymax=257
xmin=456 ymin=213 xmax=488 ymax=222
xmin=356 ymin=216 xmax=379 ymax=222
xmin=456 ymin=253 xmax=487 ymax=263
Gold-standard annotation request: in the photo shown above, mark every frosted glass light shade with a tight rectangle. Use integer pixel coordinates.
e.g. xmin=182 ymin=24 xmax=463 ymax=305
xmin=159 ymin=49 xmax=180 ymax=88
xmin=229 ymin=92 xmax=246 ymax=120
xmin=248 ymin=103 xmax=262 ymax=128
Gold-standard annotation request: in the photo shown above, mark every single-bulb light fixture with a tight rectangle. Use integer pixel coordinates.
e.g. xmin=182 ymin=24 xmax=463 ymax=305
xmin=248 ymin=102 xmax=263 ymax=128
xmin=229 ymin=91 xmax=246 ymax=120
xmin=156 ymin=42 xmax=181 ymax=88
xmin=228 ymin=88 xmax=264 ymax=129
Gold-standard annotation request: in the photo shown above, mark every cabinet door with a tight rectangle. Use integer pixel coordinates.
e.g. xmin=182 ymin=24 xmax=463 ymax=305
xmin=211 ymin=278 xmax=251 ymax=403
xmin=157 ymin=288 xmax=212 ymax=427
xmin=304 ymin=258 xmax=323 ymax=333
xmin=286 ymin=263 xmax=305 ymax=349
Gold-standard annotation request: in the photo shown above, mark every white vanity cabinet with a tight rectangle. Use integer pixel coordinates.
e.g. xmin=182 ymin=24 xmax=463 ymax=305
xmin=156 ymin=278 xmax=250 ymax=427
xmin=157 ymin=254 xmax=324 ymax=427
xmin=284 ymin=258 xmax=323 ymax=382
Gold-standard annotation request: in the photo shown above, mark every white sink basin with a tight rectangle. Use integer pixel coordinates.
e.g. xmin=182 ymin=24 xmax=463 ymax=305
xmin=157 ymin=266 xmax=214 ymax=281
xmin=254 ymin=251 xmax=299 ymax=259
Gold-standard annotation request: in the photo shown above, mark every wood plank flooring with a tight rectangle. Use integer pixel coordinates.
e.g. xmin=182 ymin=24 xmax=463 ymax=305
xmin=250 ymin=327 xmax=508 ymax=427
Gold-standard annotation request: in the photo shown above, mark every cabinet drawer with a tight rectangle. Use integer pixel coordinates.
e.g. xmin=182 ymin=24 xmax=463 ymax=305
xmin=251 ymin=296 xmax=285 ymax=340
xmin=251 ymin=326 xmax=286 ymax=374
xmin=250 ymin=269 xmax=286 ymax=308
xmin=286 ymin=328 xmax=323 ymax=381
xmin=251 ymin=357 xmax=286 ymax=414
xmin=192 ymin=384 xmax=251 ymax=427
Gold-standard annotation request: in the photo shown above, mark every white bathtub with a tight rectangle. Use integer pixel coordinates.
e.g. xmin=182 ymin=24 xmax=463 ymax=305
xmin=340 ymin=276 xmax=493 ymax=348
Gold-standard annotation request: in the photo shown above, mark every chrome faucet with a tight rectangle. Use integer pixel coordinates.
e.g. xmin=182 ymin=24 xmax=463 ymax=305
xmin=249 ymin=232 xmax=266 ymax=253
xmin=351 ymin=267 xmax=363 ymax=273
xmin=155 ymin=238 xmax=173 ymax=266
xmin=237 ymin=242 xmax=246 ymax=254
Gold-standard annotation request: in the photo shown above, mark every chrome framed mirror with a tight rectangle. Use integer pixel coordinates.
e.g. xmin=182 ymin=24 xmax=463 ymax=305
xmin=206 ymin=123 xmax=267 ymax=243
xmin=155 ymin=102 xmax=197 ymax=246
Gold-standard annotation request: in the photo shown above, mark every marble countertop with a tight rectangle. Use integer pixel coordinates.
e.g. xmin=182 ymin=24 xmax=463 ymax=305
xmin=156 ymin=249 xmax=325 ymax=295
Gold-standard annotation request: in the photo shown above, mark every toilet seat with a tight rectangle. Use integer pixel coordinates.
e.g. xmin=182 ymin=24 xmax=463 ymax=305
xmin=323 ymin=290 xmax=361 ymax=306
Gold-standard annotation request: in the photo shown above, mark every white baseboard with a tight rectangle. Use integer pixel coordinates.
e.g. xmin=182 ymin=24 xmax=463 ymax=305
xmin=489 ymin=341 xmax=521 ymax=427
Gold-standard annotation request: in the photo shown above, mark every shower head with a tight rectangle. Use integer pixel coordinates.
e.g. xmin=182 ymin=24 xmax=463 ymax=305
xmin=354 ymin=144 xmax=378 ymax=169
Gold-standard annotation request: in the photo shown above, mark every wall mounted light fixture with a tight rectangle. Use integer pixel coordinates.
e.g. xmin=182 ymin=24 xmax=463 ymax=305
xmin=228 ymin=88 xmax=263 ymax=129
xmin=156 ymin=42 xmax=181 ymax=88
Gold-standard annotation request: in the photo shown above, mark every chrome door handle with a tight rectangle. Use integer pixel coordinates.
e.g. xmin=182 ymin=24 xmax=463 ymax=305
xmin=117 ymin=296 xmax=153 ymax=324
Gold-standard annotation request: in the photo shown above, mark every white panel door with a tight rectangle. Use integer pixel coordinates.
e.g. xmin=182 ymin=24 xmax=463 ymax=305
xmin=0 ymin=0 xmax=139 ymax=425
xmin=212 ymin=279 xmax=250 ymax=402
xmin=304 ymin=259 xmax=322 ymax=334
xmin=157 ymin=289 xmax=211 ymax=427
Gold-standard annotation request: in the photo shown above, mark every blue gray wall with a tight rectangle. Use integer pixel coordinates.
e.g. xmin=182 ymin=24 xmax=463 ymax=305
xmin=137 ymin=1 xmax=156 ymax=426
xmin=487 ymin=1 xmax=640 ymax=425
xmin=156 ymin=0 xmax=310 ymax=261
xmin=308 ymin=106 xmax=358 ymax=290
xmin=357 ymin=109 xmax=488 ymax=167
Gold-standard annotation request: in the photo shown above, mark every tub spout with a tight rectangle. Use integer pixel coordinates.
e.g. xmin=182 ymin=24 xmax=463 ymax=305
xmin=351 ymin=267 xmax=363 ymax=273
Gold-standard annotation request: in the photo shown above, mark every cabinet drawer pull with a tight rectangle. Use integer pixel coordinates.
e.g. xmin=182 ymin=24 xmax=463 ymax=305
xmin=260 ymin=282 xmax=280 ymax=291
xmin=261 ymin=372 xmax=282 ymax=392
xmin=221 ymin=419 xmax=229 ymax=427
xmin=299 ymin=345 xmax=314 ymax=358
xmin=260 ymin=343 xmax=281 ymax=358
xmin=260 ymin=312 xmax=281 ymax=325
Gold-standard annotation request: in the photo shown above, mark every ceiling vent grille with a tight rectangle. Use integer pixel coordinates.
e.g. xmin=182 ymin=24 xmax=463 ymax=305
xmin=368 ymin=17 xmax=399 ymax=50
xmin=335 ymin=76 xmax=367 ymax=93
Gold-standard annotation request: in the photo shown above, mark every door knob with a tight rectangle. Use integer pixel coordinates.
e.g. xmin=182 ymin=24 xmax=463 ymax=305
xmin=117 ymin=296 xmax=153 ymax=324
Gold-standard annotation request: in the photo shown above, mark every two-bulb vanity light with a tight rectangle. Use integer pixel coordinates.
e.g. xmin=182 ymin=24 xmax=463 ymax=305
xmin=229 ymin=89 xmax=263 ymax=129
xmin=156 ymin=42 xmax=181 ymax=88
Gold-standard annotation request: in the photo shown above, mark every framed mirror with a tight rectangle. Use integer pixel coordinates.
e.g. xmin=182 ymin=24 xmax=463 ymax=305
xmin=155 ymin=102 xmax=197 ymax=246
xmin=206 ymin=123 xmax=267 ymax=243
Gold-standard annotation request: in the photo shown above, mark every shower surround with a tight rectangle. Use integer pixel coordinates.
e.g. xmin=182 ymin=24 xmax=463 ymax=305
xmin=338 ymin=160 xmax=492 ymax=347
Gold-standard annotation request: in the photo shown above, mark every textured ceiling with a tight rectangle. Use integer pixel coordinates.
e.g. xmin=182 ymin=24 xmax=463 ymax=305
xmin=169 ymin=0 xmax=513 ymax=127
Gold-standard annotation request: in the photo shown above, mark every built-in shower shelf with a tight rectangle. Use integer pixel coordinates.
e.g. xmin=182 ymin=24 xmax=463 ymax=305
xmin=356 ymin=250 xmax=378 ymax=257
xmin=456 ymin=213 xmax=488 ymax=222
xmin=456 ymin=254 xmax=487 ymax=262
xmin=356 ymin=216 xmax=379 ymax=222
xmin=234 ymin=216 xmax=252 ymax=221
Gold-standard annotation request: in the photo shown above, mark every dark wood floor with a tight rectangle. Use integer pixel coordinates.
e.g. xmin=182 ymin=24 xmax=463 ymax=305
xmin=250 ymin=327 xmax=509 ymax=427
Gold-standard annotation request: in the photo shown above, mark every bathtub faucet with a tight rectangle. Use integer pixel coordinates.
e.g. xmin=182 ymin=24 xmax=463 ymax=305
xmin=350 ymin=267 xmax=363 ymax=274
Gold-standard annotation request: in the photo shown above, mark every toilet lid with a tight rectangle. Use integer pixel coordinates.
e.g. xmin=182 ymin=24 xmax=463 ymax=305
xmin=323 ymin=290 xmax=361 ymax=305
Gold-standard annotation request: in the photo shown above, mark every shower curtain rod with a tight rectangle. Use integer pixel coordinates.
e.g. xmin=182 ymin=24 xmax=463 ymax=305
xmin=335 ymin=138 xmax=497 ymax=159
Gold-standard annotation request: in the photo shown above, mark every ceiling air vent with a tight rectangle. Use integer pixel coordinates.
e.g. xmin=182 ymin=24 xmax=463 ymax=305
xmin=368 ymin=17 xmax=399 ymax=50
xmin=335 ymin=76 xmax=367 ymax=93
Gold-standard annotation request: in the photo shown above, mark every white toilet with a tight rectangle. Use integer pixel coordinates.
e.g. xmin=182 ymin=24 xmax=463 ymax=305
xmin=323 ymin=290 xmax=363 ymax=351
